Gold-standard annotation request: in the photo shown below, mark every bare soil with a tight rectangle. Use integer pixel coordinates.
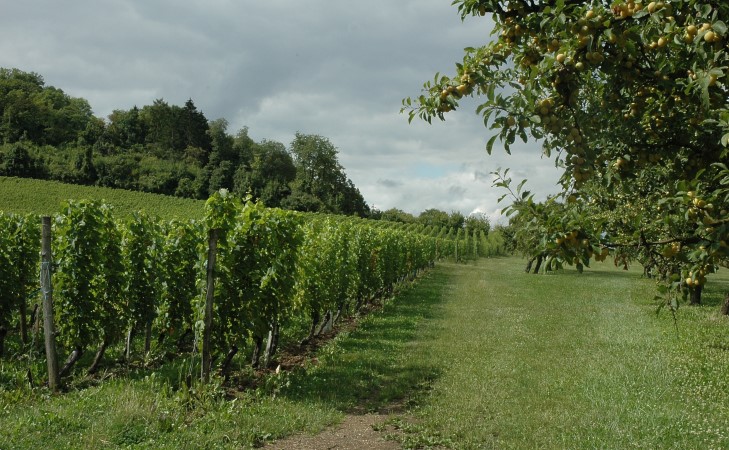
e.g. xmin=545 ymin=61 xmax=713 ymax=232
xmin=265 ymin=412 xmax=401 ymax=450
xmin=261 ymin=301 xmax=410 ymax=449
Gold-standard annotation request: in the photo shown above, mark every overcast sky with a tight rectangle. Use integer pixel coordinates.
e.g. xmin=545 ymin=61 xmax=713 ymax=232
xmin=0 ymin=0 xmax=563 ymax=222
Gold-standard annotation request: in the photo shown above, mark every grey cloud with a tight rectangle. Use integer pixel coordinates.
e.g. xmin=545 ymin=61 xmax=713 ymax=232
xmin=0 ymin=0 xmax=562 ymax=216
xmin=474 ymin=171 xmax=491 ymax=182
xmin=377 ymin=179 xmax=403 ymax=189
xmin=448 ymin=185 xmax=467 ymax=197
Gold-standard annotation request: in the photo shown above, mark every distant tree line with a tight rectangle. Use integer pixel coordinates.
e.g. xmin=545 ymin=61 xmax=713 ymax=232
xmin=0 ymin=67 xmax=491 ymax=232
xmin=0 ymin=68 xmax=368 ymax=216
xmin=372 ymin=207 xmax=490 ymax=237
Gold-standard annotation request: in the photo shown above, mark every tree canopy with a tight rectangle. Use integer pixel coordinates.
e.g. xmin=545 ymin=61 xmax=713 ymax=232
xmin=0 ymin=68 xmax=372 ymax=218
xmin=405 ymin=0 xmax=728 ymax=306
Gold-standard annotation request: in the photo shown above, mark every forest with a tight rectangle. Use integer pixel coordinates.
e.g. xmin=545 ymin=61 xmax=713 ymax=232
xmin=0 ymin=67 xmax=371 ymax=216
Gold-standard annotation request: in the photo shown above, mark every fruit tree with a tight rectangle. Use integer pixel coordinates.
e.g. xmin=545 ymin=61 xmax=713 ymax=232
xmin=404 ymin=0 xmax=728 ymax=308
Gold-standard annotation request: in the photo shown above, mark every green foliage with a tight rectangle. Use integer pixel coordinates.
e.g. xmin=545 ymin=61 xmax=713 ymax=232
xmin=0 ymin=212 xmax=39 ymax=333
xmin=96 ymin=206 xmax=126 ymax=344
xmin=53 ymin=200 xmax=113 ymax=349
xmin=2 ymin=258 xmax=728 ymax=448
xmin=286 ymin=133 xmax=369 ymax=216
xmin=1 ymin=183 xmax=441 ymax=388
xmin=0 ymin=68 xmax=373 ymax=216
xmin=157 ymin=220 xmax=203 ymax=337
xmin=215 ymin=202 xmax=303 ymax=346
xmin=122 ymin=212 xmax=163 ymax=337
xmin=233 ymin=139 xmax=295 ymax=207
xmin=404 ymin=0 xmax=729 ymax=305
xmin=0 ymin=68 xmax=93 ymax=146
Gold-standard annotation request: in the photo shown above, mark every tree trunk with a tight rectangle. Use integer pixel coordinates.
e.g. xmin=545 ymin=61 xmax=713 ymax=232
xmin=30 ymin=304 xmax=39 ymax=336
xmin=251 ymin=336 xmax=263 ymax=368
xmin=59 ymin=345 xmax=83 ymax=378
xmin=525 ymin=257 xmax=534 ymax=273
xmin=19 ymin=289 xmax=28 ymax=344
xmin=144 ymin=320 xmax=152 ymax=354
xmin=201 ymin=228 xmax=219 ymax=383
xmin=720 ymin=293 xmax=729 ymax=316
xmin=87 ymin=339 xmax=109 ymax=374
xmin=689 ymin=285 xmax=703 ymax=305
xmin=219 ymin=344 xmax=238 ymax=377
xmin=157 ymin=331 xmax=166 ymax=346
xmin=334 ymin=303 xmax=344 ymax=324
xmin=0 ymin=326 xmax=6 ymax=358
xmin=643 ymin=264 xmax=653 ymax=279
xmin=532 ymin=255 xmax=543 ymax=274
xmin=176 ymin=328 xmax=192 ymax=353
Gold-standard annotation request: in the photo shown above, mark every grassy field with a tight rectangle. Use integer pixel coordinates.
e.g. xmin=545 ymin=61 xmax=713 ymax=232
xmin=0 ymin=176 xmax=205 ymax=220
xmin=0 ymin=267 xmax=448 ymax=449
xmin=1 ymin=257 xmax=728 ymax=449
xmin=391 ymin=258 xmax=729 ymax=449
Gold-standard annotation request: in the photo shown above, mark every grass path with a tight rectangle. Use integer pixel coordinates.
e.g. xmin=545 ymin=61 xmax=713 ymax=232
xmin=2 ymin=256 xmax=728 ymax=449
xmin=394 ymin=257 xmax=729 ymax=449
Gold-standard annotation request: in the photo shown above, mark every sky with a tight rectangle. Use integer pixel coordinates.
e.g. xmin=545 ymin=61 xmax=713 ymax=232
xmin=0 ymin=0 xmax=564 ymax=222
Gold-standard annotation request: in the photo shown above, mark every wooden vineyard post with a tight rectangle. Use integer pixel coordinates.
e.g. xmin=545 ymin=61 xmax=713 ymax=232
xmin=201 ymin=228 xmax=219 ymax=383
xmin=40 ymin=216 xmax=60 ymax=392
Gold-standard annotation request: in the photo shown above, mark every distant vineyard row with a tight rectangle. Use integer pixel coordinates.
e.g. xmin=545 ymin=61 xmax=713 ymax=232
xmin=0 ymin=191 xmax=505 ymax=387
xmin=0 ymin=175 xmax=205 ymax=220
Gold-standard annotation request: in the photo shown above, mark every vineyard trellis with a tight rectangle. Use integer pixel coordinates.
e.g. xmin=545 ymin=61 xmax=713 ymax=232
xmin=0 ymin=191 xmax=500 ymax=390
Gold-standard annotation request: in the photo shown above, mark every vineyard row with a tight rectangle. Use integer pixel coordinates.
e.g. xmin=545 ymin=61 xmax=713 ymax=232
xmin=0 ymin=191 xmax=501 ymax=388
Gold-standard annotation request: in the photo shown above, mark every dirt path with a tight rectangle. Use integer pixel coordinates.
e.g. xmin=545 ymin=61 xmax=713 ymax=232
xmin=266 ymin=412 xmax=400 ymax=450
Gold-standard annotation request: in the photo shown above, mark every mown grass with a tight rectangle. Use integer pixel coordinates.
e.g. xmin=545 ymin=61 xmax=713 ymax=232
xmin=0 ymin=270 xmax=449 ymax=449
xmin=392 ymin=257 xmax=729 ymax=449
xmin=2 ymin=257 xmax=728 ymax=449
xmin=0 ymin=176 xmax=204 ymax=220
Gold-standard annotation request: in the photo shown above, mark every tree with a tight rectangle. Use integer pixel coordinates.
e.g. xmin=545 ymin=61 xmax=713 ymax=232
xmin=0 ymin=68 xmax=44 ymax=144
xmin=405 ymin=0 xmax=728 ymax=308
xmin=180 ymin=99 xmax=212 ymax=152
xmin=338 ymin=179 xmax=370 ymax=217
xmin=465 ymin=212 xmax=491 ymax=236
xmin=1 ymin=143 xmax=40 ymax=177
xmin=208 ymin=160 xmax=235 ymax=195
xmin=288 ymin=132 xmax=369 ymax=215
xmin=418 ymin=208 xmax=450 ymax=229
xmin=106 ymin=106 xmax=147 ymax=149
xmin=206 ymin=118 xmax=234 ymax=166
xmin=447 ymin=211 xmax=466 ymax=232
xmin=233 ymin=139 xmax=295 ymax=207
xmin=0 ymin=69 xmax=92 ymax=146
xmin=140 ymin=99 xmax=183 ymax=155
xmin=380 ymin=208 xmax=417 ymax=224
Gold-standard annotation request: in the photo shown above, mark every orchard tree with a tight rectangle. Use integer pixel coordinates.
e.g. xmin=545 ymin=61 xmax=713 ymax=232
xmin=404 ymin=0 xmax=728 ymax=308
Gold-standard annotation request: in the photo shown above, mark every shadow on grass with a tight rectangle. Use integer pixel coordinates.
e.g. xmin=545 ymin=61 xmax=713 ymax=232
xmin=3 ymin=264 xmax=455 ymax=413
xmin=277 ymin=266 xmax=453 ymax=413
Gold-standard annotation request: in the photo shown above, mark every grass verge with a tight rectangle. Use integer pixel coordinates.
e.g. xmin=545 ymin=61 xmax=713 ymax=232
xmin=391 ymin=257 xmax=729 ymax=449
xmin=0 ymin=268 xmax=450 ymax=449
xmin=1 ymin=257 xmax=727 ymax=449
